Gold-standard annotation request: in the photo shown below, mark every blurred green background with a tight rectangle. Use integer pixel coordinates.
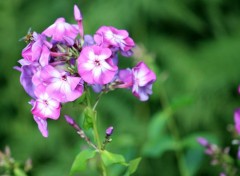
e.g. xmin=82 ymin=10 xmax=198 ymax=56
xmin=1 ymin=0 xmax=240 ymax=175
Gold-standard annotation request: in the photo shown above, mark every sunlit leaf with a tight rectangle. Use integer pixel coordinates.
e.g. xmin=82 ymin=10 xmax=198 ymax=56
xmin=69 ymin=149 xmax=96 ymax=176
xmin=124 ymin=157 xmax=142 ymax=176
xmin=14 ymin=168 xmax=28 ymax=176
xmin=100 ymin=150 xmax=127 ymax=166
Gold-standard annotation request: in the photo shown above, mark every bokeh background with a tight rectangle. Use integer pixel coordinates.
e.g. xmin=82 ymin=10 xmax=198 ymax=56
xmin=1 ymin=0 xmax=240 ymax=175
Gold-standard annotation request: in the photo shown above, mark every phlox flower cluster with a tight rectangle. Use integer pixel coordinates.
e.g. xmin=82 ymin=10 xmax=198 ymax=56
xmin=15 ymin=5 xmax=156 ymax=137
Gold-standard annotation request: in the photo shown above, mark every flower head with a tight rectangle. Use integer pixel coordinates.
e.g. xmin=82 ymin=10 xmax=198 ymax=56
xmin=37 ymin=65 xmax=84 ymax=103
xmin=21 ymin=32 xmax=52 ymax=66
xmin=31 ymin=87 xmax=61 ymax=120
xmin=132 ymin=62 xmax=156 ymax=101
xmin=42 ymin=18 xmax=79 ymax=45
xmin=77 ymin=45 xmax=118 ymax=85
xmin=94 ymin=26 xmax=135 ymax=56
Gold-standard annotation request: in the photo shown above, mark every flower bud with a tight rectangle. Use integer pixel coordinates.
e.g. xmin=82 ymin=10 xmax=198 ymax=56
xmin=197 ymin=137 xmax=209 ymax=147
xmin=106 ymin=126 xmax=114 ymax=136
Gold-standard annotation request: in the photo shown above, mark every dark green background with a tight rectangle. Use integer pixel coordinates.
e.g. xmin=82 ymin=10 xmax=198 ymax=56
xmin=1 ymin=0 xmax=240 ymax=175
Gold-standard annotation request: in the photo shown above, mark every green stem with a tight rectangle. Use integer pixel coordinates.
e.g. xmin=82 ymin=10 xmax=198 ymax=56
xmin=86 ymin=88 xmax=107 ymax=176
xmin=159 ymin=81 xmax=189 ymax=176
xmin=93 ymin=109 xmax=108 ymax=176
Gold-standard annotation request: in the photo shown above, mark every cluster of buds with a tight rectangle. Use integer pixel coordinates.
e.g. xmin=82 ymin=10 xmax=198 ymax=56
xmin=15 ymin=5 xmax=156 ymax=137
xmin=197 ymin=137 xmax=237 ymax=176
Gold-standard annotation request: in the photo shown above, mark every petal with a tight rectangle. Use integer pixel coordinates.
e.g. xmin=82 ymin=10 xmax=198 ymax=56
xmin=33 ymin=116 xmax=48 ymax=137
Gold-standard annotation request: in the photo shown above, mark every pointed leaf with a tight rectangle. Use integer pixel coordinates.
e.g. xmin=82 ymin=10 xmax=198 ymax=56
xmin=148 ymin=111 xmax=168 ymax=140
xmin=101 ymin=150 xmax=127 ymax=166
xmin=124 ymin=157 xmax=142 ymax=176
xmin=69 ymin=149 xmax=96 ymax=176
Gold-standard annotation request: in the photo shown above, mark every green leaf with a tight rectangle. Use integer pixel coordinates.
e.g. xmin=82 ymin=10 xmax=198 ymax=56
xmin=83 ymin=107 xmax=94 ymax=130
xmin=101 ymin=150 xmax=127 ymax=166
xmin=124 ymin=157 xmax=142 ymax=176
xmin=170 ymin=94 xmax=193 ymax=111
xmin=13 ymin=168 xmax=27 ymax=176
xmin=184 ymin=148 xmax=203 ymax=176
xmin=147 ymin=111 xmax=168 ymax=140
xmin=142 ymin=135 xmax=175 ymax=157
xmin=69 ymin=149 xmax=96 ymax=176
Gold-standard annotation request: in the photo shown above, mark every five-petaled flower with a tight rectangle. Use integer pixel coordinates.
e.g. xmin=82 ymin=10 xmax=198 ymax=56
xmin=77 ymin=45 xmax=118 ymax=85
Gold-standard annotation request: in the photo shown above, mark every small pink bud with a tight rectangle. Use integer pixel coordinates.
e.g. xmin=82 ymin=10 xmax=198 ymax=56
xmin=197 ymin=137 xmax=208 ymax=147
xmin=65 ymin=115 xmax=75 ymax=125
xmin=106 ymin=126 xmax=114 ymax=136
xmin=74 ymin=5 xmax=82 ymax=21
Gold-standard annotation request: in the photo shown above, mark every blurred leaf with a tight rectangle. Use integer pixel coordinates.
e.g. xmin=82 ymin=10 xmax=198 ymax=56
xmin=170 ymin=94 xmax=194 ymax=111
xmin=69 ymin=149 xmax=96 ymax=176
xmin=100 ymin=150 xmax=127 ymax=167
xmin=82 ymin=107 xmax=94 ymax=130
xmin=147 ymin=111 xmax=168 ymax=140
xmin=124 ymin=157 xmax=142 ymax=176
xmin=14 ymin=168 xmax=27 ymax=176
xmin=184 ymin=148 xmax=203 ymax=176
xmin=142 ymin=111 xmax=176 ymax=157
xmin=142 ymin=135 xmax=175 ymax=157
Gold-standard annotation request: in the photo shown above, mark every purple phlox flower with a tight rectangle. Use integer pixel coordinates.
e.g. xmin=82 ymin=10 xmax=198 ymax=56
xmin=116 ymin=69 xmax=133 ymax=89
xmin=132 ymin=62 xmax=156 ymax=101
xmin=42 ymin=18 xmax=79 ymax=45
xmin=106 ymin=126 xmax=114 ymax=136
xmin=74 ymin=5 xmax=84 ymax=38
xmin=94 ymin=26 xmax=135 ymax=55
xmin=83 ymin=35 xmax=95 ymax=47
xmin=21 ymin=32 xmax=52 ymax=66
xmin=20 ymin=63 xmax=40 ymax=98
xmin=31 ymin=86 xmax=61 ymax=119
xmin=77 ymin=45 xmax=118 ymax=85
xmin=33 ymin=116 xmax=48 ymax=137
xmin=38 ymin=65 xmax=84 ymax=102
xmin=234 ymin=109 xmax=240 ymax=134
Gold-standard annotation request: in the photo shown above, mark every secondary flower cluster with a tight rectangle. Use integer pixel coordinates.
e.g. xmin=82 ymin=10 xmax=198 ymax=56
xmin=15 ymin=5 xmax=156 ymax=137
xmin=197 ymin=137 xmax=238 ymax=176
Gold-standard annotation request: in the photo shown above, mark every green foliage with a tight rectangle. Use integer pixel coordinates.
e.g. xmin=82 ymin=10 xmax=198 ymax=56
xmin=124 ymin=157 xmax=142 ymax=176
xmin=69 ymin=149 xmax=96 ymax=176
xmin=100 ymin=150 xmax=127 ymax=167
xmin=1 ymin=0 xmax=240 ymax=175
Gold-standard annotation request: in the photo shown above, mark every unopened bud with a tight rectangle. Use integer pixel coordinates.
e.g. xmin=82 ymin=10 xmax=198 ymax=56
xmin=65 ymin=115 xmax=75 ymax=125
xmin=106 ymin=126 xmax=114 ymax=136
xmin=197 ymin=137 xmax=209 ymax=147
